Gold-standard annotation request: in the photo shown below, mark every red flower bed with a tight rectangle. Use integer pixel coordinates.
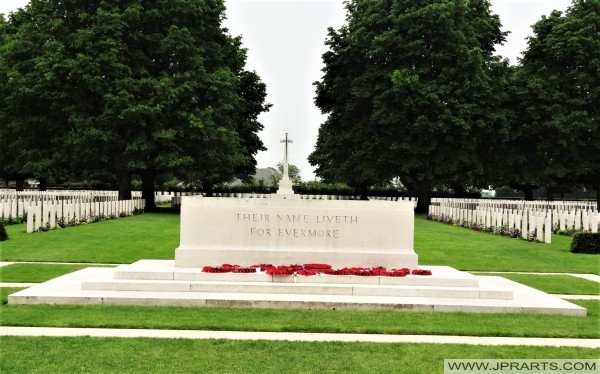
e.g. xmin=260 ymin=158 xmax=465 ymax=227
xmin=201 ymin=263 xmax=432 ymax=277
xmin=411 ymin=269 xmax=432 ymax=276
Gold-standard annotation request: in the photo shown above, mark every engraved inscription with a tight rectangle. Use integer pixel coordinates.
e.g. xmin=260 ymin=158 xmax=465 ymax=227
xmin=316 ymin=215 xmax=358 ymax=224
xmin=235 ymin=213 xmax=271 ymax=222
xmin=235 ymin=211 xmax=357 ymax=239
xmin=277 ymin=228 xmax=339 ymax=238
xmin=277 ymin=214 xmax=310 ymax=223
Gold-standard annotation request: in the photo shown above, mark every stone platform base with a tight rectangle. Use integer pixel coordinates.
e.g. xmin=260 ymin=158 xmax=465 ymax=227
xmin=8 ymin=260 xmax=586 ymax=316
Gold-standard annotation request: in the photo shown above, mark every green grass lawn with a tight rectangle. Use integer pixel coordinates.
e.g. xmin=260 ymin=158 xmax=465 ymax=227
xmin=1 ymin=336 xmax=597 ymax=374
xmin=414 ymin=216 xmax=599 ymax=273
xmin=1 ymin=212 xmax=179 ymax=263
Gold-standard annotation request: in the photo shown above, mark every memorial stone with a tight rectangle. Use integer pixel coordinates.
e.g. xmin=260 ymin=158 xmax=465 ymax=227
xmin=175 ymin=197 xmax=418 ymax=269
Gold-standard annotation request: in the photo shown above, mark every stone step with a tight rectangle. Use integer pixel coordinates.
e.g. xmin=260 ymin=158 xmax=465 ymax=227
xmin=113 ymin=260 xmax=480 ymax=288
xmin=82 ymin=279 xmax=512 ymax=300
xmin=8 ymin=265 xmax=587 ymax=315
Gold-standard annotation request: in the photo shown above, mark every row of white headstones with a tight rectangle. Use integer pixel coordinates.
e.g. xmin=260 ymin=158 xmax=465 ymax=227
xmin=24 ymin=198 xmax=146 ymax=233
xmin=429 ymin=198 xmax=599 ymax=243
xmin=169 ymin=193 xmax=418 ymax=208
xmin=0 ymin=190 xmax=146 ymax=232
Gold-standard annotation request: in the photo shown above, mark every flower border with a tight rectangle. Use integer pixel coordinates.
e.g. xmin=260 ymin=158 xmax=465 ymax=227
xmin=202 ymin=263 xmax=432 ymax=277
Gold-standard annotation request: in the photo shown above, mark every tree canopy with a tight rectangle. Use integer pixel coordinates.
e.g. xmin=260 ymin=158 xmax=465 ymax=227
xmin=310 ymin=0 xmax=507 ymax=211
xmin=512 ymin=0 xmax=599 ymax=204
xmin=310 ymin=0 xmax=599 ymax=209
xmin=0 ymin=0 xmax=270 ymax=207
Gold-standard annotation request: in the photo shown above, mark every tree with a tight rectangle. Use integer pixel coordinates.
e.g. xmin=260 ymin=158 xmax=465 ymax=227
xmin=0 ymin=14 xmax=14 ymax=186
xmin=516 ymin=0 xmax=600 ymax=208
xmin=0 ymin=9 xmax=71 ymax=190
xmin=310 ymin=0 xmax=507 ymax=211
xmin=1 ymin=0 xmax=269 ymax=207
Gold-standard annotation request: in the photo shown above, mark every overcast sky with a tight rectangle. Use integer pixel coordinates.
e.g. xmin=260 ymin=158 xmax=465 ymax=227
xmin=1 ymin=0 xmax=572 ymax=180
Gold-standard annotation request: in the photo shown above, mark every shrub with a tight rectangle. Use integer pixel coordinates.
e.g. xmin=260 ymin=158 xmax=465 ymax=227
xmin=0 ymin=221 xmax=8 ymax=241
xmin=570 ymin=232 xmax=600 ymax=254
xmin=557 ymin=228 xmax=580 ymax=236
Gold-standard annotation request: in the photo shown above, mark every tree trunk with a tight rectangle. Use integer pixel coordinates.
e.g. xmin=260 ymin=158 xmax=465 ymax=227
xmin=451 ymin=183 xmax=468 ymax=198
xmin=204 ymin=183 xmax=214 ymax=197
xmin=15 ymin=178 xmax=25 ymax=191
xmin=415 ymin=180 xmax=431 ymax=214
xmin=141 ymin=170 xmax=157 ymax=211
xmin=38 ymin=177 xmax=47 ymax=191
xmin=522 ymin=186 xmax=533 ymax=201
xmin=360 ymin=186 xmax=369 ymax=200
xmin=117 ymin=171 xmax=132 ymax=200
xmin=545 ymin=188 xmax=554 ymax=201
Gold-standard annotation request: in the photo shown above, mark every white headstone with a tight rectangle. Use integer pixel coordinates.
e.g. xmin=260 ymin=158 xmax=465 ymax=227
xmin=544 ymin=217 xmax=552 ymax=244
xmin=26 ymin=206 xmax=34 ymax=233
xmin=521 ymin=213 xmax=528 ymax=239
xmin=536 ymin=217 xmax=544 ymax=242
xmin=33 ymin=204 xmax=42 ymax=231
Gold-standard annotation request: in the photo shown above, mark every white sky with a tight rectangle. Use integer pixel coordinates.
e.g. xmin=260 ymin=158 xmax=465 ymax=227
xmin=1 ymin=0 xmax=572 ymax=180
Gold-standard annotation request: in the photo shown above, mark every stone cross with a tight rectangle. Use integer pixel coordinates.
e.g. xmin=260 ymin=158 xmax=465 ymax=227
xmin=280 ymin=133 xmax=293 ymax=180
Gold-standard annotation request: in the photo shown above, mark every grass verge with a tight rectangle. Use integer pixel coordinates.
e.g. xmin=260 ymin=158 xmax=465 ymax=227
xmin=1 ymin=336 xmax=597 ymax=374
xmin=472 ymin=273 xmax=600 ymax=295
xmin=0 ymin=263 xmax=116 ymax=283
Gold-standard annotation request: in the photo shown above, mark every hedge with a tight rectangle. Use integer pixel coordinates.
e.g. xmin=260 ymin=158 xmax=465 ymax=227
xmin=570 ymin=232 xmax=600 ymax=254
xmin=0 ymin=221 xmax=7 ymax=241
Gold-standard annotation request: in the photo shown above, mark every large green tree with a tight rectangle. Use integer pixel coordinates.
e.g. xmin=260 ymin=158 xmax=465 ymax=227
xmin=515 ymin=0 xmax=599 ymax=207
xmin=0 ymin=8 xmax=72 ymax=190
xmin=0 ymin=14 xmax=14 ymax=187
xmin=483 ymin=63 xmax=546 ymax=201
xmin=1 ymin=0 xmax=269 ymax=207
xmin=310 ymin=0 xmax=507 ymax=211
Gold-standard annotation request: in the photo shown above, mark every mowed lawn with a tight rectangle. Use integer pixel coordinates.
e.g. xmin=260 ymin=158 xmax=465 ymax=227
xmin=415 ymin=216 xmax=598 ymax=273
xmin=1 ymin=212 xmax=597 ymax=274
xmin=1 ymin=336 xmax=598 ymax=374
xmin=1 ymin=212 xmax=180 ymax=263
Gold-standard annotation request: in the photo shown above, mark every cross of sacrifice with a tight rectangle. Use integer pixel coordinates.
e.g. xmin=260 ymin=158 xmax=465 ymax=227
xmin=280 ymin=133 xmax=293 ymax=180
